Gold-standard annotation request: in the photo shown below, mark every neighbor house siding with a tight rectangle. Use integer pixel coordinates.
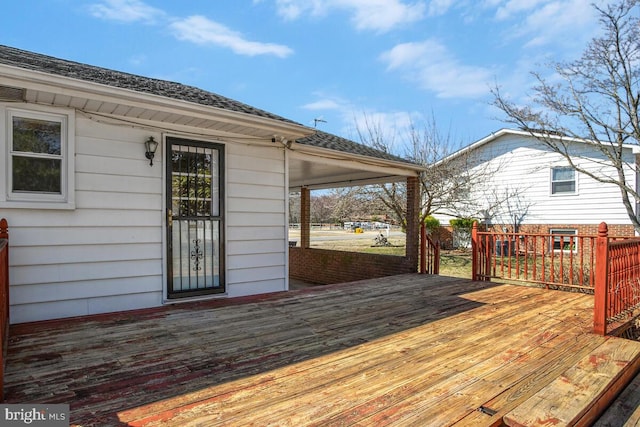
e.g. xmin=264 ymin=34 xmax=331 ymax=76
xmin=434 ymin=133 xmax=636 ymax=229
xmin=6 ymin=115 xmax=164 ymax=323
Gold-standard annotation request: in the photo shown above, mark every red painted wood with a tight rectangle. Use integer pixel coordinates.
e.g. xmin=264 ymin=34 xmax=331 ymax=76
xmin=420 ymin=222 xmax=426 ymax=274
xmin=602 ymin=230 xmax=640 ymax=335
xmin=471 ymin=222 xmax=479 ymax=280
xmin=594 ymin=222 xmax=609 ymax=335
xmin=471 ymin=228 xmax=604 ymax=291
xmin=419 ymin=222 xmax=440 ymax=275
xmin=0 ymin=218 xmax=8 ymax=402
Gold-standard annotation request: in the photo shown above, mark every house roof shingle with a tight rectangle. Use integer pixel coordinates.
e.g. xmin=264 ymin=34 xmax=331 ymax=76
xmin=297 ymin=130 xmax=413 ymax=164
xmin=0 ymin=44 xmax=299 ymax=125
xmin=0 ymin=44 xmax=418 ymax=167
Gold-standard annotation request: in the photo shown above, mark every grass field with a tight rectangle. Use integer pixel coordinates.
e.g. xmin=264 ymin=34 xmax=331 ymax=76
xmin=289 ymin=228 xmax=473 ymax=279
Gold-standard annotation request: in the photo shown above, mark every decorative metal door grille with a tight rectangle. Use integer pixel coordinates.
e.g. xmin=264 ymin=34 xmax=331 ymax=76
xmin=167 ymin=138 xmax=224 ymax=298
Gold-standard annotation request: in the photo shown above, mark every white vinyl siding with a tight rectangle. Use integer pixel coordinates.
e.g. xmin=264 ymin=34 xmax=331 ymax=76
xmin=225 ymin=144 xmax=287 ymax=297
xmin=5 ymin=113 xmax=288 ymax=323
xmin=6 ymin=116 xmax=163 ymax=323
xmin=434 ymin=133 xmax=636 ymax=227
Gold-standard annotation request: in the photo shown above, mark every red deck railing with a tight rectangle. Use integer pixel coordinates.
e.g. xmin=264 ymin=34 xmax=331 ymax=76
xmin=471 ymin=222 xmax=599 ymax=291
xmin=593 ymin=222 xmax=640 ymax=335
xmin=470 ymin=221 xmax=640 ymax=336
xmin=420 ymin=223 xmax=440 ymax=274
xmin=0 ymin=218 xmax=9 ymax=401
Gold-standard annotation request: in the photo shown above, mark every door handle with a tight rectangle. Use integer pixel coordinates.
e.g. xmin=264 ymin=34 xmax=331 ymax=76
xmin=167 ymin=209 xmax=173 ymax=227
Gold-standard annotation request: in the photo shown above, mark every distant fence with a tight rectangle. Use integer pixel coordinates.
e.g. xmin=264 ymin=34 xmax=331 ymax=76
xmin=0 ymin=219 xmax=9 ymax=401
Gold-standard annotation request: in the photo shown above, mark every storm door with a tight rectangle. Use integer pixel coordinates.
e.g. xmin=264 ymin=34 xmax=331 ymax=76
xmin=166 ymin=137 xmax=224 ymax=299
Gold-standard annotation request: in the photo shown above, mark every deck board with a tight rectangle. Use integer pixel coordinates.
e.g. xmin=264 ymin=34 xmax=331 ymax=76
xmin=4 ymin=274 xmax=639 ymax=426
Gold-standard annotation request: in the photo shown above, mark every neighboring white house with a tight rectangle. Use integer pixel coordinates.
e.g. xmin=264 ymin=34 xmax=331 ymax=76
xmin=432 ymin=129 xmax=639 ymax=247
xmin=0 ymin=45 xmax=422 ymax=323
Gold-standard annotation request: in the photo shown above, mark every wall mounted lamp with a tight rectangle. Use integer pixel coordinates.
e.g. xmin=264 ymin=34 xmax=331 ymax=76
xmin=145 ymin=136 xmax=159 ymax=166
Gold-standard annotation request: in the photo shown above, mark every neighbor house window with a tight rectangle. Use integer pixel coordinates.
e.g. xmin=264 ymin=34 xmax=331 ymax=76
xmin=550 ymin=229 xmax=578 ymax=252
xmin=3 ymin=107 xmax=74 ymax=207
xmin=551 ymin=166 xmax=576 ymax=195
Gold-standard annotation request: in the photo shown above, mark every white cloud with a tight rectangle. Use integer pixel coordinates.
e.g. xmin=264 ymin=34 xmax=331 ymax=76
xmin=380 ymin=39 xmax=494 ymax=99
xmin=275 ymin=0 xmax=426 ymax=32
xmin=88 ymin=0 xmax=165 ymax=23
xmin=428 ymin=0 xmax=455 ymax=16
xmin=302 ymin=99 xmax=345 ymax=110
xmin=490 ymin=0 xmax=604 ymax=48
xmin=494 ymin=0 xmax=547 ymax=20
xmin=170 ymin=16 xmax=294 ymax=58
xmin=346 ymin=109 xmax=429 ymax=154
xmin=128 ymin=54 xmax=147 ymax=67
xmin=275 ymin=0 xmax=326 ymax=20
xmin=88 ymin=1 xmax=293 ymax=58
xmin=517 ymin=0 xmax=597 ymax=48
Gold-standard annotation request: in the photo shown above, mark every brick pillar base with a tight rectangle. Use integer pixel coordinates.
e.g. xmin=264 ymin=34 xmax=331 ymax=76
xmin=405 ymin=176 xmax=419 ymax=270
xmin=301 ymin=187 xmax=310 ymax=248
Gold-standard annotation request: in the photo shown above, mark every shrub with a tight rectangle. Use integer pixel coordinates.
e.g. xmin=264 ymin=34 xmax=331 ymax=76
xmin=423 ymin=215 xmax=440 ymax=234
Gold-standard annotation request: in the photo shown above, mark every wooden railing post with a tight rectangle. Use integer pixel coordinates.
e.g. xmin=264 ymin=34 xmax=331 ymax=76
xmin=420 ymin=222 xmax=426 ymax=274
xmin=0 ymin=218 xmax=8 ymax=402
xmin=433 ymin=241 xmax=440 ymax=275
xmin=472 ymin=221 xmax=479 ymax=281
xmin=594 ymin=222 xmax=609 ymax=335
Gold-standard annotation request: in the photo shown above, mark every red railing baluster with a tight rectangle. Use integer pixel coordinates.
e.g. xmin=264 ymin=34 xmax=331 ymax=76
xmin=0 ymin=218 xmax=9 ymax=402
xmin=420 ymin=222 xmax=440 ymax=275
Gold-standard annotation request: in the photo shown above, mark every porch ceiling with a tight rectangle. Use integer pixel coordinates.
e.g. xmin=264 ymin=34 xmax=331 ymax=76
xmin=288 ymin=156 xmax=410 ymax=190
xmin=287 ymin=146 xmax=423 ymax=191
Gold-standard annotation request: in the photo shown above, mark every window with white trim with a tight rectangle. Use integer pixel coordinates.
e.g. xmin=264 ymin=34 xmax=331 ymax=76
xmin=551 ymin=166 xmax=576 ymax=195
xmin=2 ymin=106 xmax=74 ymax=208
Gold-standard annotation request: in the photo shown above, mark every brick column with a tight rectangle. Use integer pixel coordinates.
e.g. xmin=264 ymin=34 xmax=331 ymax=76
xmin=300 ymin=187 xmax=310 ymax=249
xmin=405 ymin=176 xmax=420 ymax=270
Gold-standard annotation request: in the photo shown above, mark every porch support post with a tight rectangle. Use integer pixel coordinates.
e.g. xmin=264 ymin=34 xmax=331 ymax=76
xmin=300 ymin=187 xmax=311 ymax=249
xmin=405 ymin=176 xmax=420 ymax=271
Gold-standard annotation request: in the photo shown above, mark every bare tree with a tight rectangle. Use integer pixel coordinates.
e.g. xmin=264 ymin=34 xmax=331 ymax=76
xmin=288 ymin=191 xmax=300 ymax=224
xmin=352 ymin=113 xmax=516 ymax=230
xmin=493 ymin=0 xmax=640 ymax=230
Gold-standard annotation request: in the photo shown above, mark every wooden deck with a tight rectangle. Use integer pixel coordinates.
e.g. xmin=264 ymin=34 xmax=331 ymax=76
xmin=5 ymin=274 xmax=640 ymax=426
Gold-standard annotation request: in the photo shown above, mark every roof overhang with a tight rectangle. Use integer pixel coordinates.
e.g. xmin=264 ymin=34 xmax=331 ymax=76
xmin=0 ymin=63 xmax=312 ymax=142
xmin=0 ymin=63 xmax=424 ymax=190
xmin=438 ymin=128 xmax=639 ymax=166
xmin=287 ymin=144 xmax=424 ymax=191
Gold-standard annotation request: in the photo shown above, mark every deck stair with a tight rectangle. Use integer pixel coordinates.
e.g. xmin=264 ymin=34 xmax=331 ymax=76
xmin=593 ymin=368 xmax=640 ymax=426
xmin=503 ymin=337 xmax=640 ymax=427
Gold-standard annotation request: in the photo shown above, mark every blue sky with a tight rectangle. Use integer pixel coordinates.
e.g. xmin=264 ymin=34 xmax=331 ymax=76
xmin=2 ymin=0 xmax=614 ymax=153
